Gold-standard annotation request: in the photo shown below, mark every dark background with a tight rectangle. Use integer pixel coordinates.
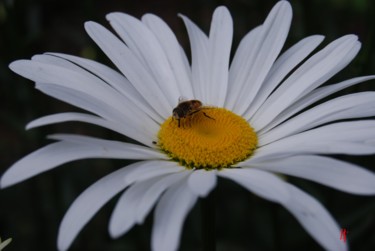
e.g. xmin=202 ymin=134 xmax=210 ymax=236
xmin=1 ymin=0 xmax=374 ymax=250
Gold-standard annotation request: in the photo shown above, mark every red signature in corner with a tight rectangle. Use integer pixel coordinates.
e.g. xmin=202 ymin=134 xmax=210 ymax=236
xmin=340 ymin=228 xmax=348 ymax=243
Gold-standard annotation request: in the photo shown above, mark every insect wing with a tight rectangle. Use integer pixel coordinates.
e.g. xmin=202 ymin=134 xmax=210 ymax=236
xmin=178 ymin=96 xmax=189 ymax=104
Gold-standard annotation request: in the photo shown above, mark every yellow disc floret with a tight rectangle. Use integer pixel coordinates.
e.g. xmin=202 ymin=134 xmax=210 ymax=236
xmin=158 ymin=107 xmax=257 ymax=169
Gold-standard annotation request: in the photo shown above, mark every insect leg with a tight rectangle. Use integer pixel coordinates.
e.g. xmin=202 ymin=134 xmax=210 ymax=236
xmin=203 ymin=112 xmax=215 ymax=120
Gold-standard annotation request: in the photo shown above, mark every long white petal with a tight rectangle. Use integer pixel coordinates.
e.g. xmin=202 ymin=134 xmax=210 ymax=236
xmin=106 ymin=13 xmax=179 ymax=105
xmin=10 ymin=60 xmax=160 ymax=139
xmin=244 ymin=35 xmax=325 ymax=120
xmin=280 ymin=183 xmax=347 ymax=251
xmin=0 ymin=237 xmax=12 ymax=250
xmin=26 ymin=113 xmax=155 ymax=143
xmin=252 ymin=35 xmax=361 ymax=130
xmin=0 ymin=135 xmax=163 ymax=188
xmin=84 ymin=21 xmax=172 ymax=117
xmin=231 ymin=1 xmax=292 ymax=115
xmin=34 ymin=82 xmax=126 ymax=123
xmin=248 ymin=121 xmax=375 ymax=163
xmin=109 ymin=177 xmax=158 ymax=238
xmin=109 ymin=171 xmax=190 ymax=238
xmin=226 ymin=25 xmax=262 ymax=110
xmin=260 ymin=92 xmax=375 ymax=145
xmin=221 ymin=168 xmax=346 ymax=251
xmin=32 ymin=53 xmax=85 ymax=71
xmin=57 ymin=161 xmax=146 ymax=251
xmin=135 ymin=172 xmax=191 ymax=224
xmin=218 ymin=168 xmax=290 ymax=203
xmin=43 ymin=53 xmax=164 ymax=123
xmin=152 ymin=179 xmax=198 ymax=251
xmin=206 ymin=6 xmax=233 ymax=106
xmin=260 ymin=75 xmax=375 ymax=134
xmin=34 ymin=83 xmax=156 ymax=146
xmin=142 ymin=14 xmax=193 ymax=98
xmin=48 ymin=134 xmax=165 ymax=158
xmin=179 ymin=14 xmax=209 ymax=100
xmin=249 ymin=155 xmax=375 ymax=195
xmin=187 ymin=169 xmax=217 ymax=197
xmin=10 ymin=60 xmax=132 ymax=119
xmin=124 ymin=160 xmax=183 ymax=186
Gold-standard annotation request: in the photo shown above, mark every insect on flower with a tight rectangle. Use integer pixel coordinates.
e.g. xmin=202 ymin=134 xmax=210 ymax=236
xmin=172 ymin=97 xmax=215 ymax=127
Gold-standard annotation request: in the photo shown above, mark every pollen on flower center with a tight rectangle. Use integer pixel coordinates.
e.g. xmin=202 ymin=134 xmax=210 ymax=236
xmin=157 ymin=107 xmax=258 ymax=169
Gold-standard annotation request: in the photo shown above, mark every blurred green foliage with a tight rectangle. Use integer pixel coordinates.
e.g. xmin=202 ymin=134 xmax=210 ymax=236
xmin=0 ymin=0 xmax=374 ymax=250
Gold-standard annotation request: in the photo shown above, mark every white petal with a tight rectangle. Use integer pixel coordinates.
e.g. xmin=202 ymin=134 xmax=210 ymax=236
xmin=221 ymin=168 xmax=347 ymax=251
xmin=34 ymin=83 xmax=155 ymax=146
xmin=26 ymin=112 xmax=158 ymax=143
xmin=187 ymin=170 xmax=217 ymax=197
xmin=260 ymin=75 xmax=375 ymax=134
xmin=218 ymin=168 xmax=290 ymax=203
xmin=252 ymin=35 xmax=361 ymax=130
xmin=109 ymin=177 xmax=157 ymax=238
xmin=248 ymin=121 xmax=375 ymax=163
xmin=106 ymin=13 xmax=179 ymax=105
xmin=10 ymin=60 xmax=159 ymax=138
xmin=109 ymin=171 xmax=190 ymax=238
xmin=124 ymin=160 xmax=183 ymax=186
xmin=249 ymin=155 xmax=375 ymax=195
xmin=0 ymin=135 xmax=163 ymax=188
xmin=136 ymin=172 xmax=191 ymax=224
xmin=32 ymin=53 xmax=84 ymax=71
xmin=0 ymin=237 xmax=12 ymax=250
xmin=34 ymin=82 xmax=125 ymax=122
xmin=10 ymin=60 xmax=132 ymax=119
xmin=84 ymin=21 xmax=171 ymax=117
xmin=179 ymin=14 xmax=209 ymax=100
xmin=49 ymin=134 xmax=164 ymax=158
xmin=244 ymin=35 xmax=325 ymax=120
xmin=44 ymin=53 xmax=164 ymax=123
xmin=206 ymin=6 xmax=233 ymax=106
xmin=226 ymin=25 xmax=262 ymax=110
xmin=57 ymin=161 xmax=145 ymax=251
xmin=280 ymin=183 xmax=347 ymax=251
xmin=142 ymin=14 xmax=193 ymax=97
xmin=152 ymin=179 xmax=198 ymax=251
xmin=259 ymin=92 xmax=375 ymax=145
xmin=231 ymin=1 xmax=292 ymax=115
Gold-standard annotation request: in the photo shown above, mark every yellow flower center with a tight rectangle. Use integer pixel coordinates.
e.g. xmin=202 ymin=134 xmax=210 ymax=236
xmin=157 ymin=107 xmax=257 ymax=169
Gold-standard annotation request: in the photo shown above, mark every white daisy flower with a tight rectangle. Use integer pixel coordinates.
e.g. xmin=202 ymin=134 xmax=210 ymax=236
xmin=1 ymin=1 xmax=375 ymax=251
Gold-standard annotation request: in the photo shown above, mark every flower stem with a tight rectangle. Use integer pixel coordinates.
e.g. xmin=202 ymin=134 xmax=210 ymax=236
xmin=272 ymin=203 xmax=281 ymax=250
xmin=201 ymin=191 xmax=216 ymax=251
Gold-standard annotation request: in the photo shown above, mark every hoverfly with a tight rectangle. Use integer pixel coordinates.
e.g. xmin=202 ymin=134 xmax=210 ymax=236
xmin=172 ymin=97 xmax=214 ymax=127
